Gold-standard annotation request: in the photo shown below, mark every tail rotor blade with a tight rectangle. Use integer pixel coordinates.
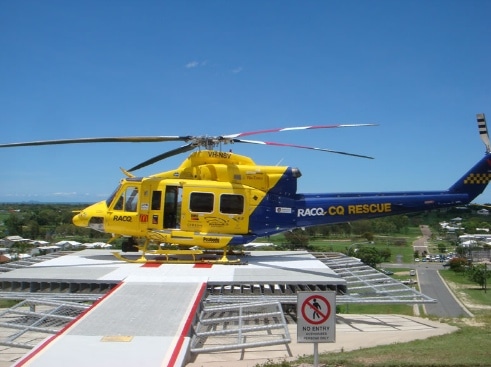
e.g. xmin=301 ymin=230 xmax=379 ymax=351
xmin=477 ymin=113 xmax=490 ymax=153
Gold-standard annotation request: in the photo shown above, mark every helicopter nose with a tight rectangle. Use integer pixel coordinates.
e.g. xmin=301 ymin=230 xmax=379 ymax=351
xmin=73 ymin=201 xmax=108 ymax=229
xmin=73 ymin=211 xmax=90 ymax=227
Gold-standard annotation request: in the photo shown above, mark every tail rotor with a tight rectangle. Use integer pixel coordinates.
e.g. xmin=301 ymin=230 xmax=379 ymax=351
xmin=477 ymin=113 xmax=490 ymax=153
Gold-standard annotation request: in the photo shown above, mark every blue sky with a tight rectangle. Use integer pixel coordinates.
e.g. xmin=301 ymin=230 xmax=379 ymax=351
xmin=1 ymin=0 xmax=491 ymax=204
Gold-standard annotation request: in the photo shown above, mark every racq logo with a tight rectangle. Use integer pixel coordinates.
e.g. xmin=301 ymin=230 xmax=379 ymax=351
xmin=203 ymin=237 xmax=219 ymax=243
xmin=113 ymin=215 xmax=132 ymax=222
xmin=297 ymin=208 xmax=326 ymax=217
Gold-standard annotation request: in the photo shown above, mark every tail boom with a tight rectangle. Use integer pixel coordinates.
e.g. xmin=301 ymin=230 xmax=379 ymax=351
xmin=294 ymin=153 xmax=491 ymax=227
xmin=295 ymin=191 xmax=470 ymax=227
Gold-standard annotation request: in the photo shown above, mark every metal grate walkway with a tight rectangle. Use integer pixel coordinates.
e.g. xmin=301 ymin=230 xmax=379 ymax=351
xmin=0 ymin=298 xmax=92 ymax=350
xmin=190 ymin=301 xmax=291 ymax=354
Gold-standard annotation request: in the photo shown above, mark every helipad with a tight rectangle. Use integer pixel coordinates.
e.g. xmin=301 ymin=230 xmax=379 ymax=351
xmin=0 ymin=249 xmax=345 ymax=367
xmin=0 ymin=249 xmax=438 ymax=367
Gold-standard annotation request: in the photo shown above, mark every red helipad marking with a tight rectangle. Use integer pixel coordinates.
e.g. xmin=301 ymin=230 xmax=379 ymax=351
xmin=301 ymin=295 xmax=331 ymax=325
xmin=193 ymin=263 xmax=213 ymax=268
xmin=141 ymin=263 xmax=162 ymax=268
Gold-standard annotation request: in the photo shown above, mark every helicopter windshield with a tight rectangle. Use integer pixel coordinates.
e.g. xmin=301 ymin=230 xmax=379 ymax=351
xmin=106 ymin=184 xmax=122 ymax=207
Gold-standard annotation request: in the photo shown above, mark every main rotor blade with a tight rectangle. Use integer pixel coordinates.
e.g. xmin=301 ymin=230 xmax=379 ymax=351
xmin=128 ymin=144 xmax=196 ymax=171
xmin=234 ymin=139 xmax=374 ymax=159
xmin=0 ymin=136 xmax=191 ymax=148
xmin=222 ymin=123 xmax=377 ymax=139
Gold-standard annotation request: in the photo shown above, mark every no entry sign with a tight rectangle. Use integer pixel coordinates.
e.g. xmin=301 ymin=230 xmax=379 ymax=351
xmin=297 ymin=291 xmax=336 ymax=343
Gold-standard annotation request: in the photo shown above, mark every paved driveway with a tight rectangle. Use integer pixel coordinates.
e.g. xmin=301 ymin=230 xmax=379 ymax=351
xmin=416 ymin=264 xmax=472 ymax=317
xmin=412 ymin=225 xmax=472 ymax=318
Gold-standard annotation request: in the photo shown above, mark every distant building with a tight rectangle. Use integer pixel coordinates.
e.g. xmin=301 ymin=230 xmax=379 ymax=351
xmin=0 ymin=235 xmax=31 ymax=248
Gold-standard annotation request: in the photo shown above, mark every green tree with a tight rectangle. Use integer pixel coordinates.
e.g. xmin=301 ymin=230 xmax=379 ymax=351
xmin=350 ymin=220 xmax=373 ymax=236
xmin=390 ymin=215 xmax=410 ymax=233
xmin=437 ymin=242 xmax=447 ymax=254
xmin=373 ymin=219 xmax=396 ymax=235
xmin=5 ymin=213 xmax=23 ymax=236
xmin=379 ymin=248 xmax=392 ymax=262
xmin=467 ymin=263 xmax=491 ymax=289
xmin=355 ymin=246 xmax=383 ymax=268
xmin=448 ymin=257 xmax=468 ymax=272
xmin=24 ymin=220 xmax=40 ymax=239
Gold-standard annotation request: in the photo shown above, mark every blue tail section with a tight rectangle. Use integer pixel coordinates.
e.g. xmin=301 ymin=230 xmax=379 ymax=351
xmin=247 ymin=154 xmax=491 ymax=237
xmin=448 ymin=153 xmax=491 ymax=201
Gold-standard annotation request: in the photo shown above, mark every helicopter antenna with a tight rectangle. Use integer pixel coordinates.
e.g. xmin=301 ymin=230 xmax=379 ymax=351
xmin=477 ymin=113 xmax=491 ymax=153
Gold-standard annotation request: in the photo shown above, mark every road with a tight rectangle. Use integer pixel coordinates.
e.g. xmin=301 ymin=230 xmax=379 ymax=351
xmin=385 ymin=225 xmax=472 ymax=318
xmin=413 ymin=225 xmax=472 ymax=318
xmin=416 ymin=262 xmax=472 ymax=317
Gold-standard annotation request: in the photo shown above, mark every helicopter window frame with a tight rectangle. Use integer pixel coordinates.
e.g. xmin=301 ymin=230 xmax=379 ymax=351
xmin=189 ymin=192 xmax=214 ymax=213
xmin=112 ymin=186 xmax=139 ymax=212
xmin=219 ymin=194 xmax=244 ymax=215
xmin=106 ymin=184 xmax=122 ymax=207
xmin=125 ymin=187 xmax=139 ymax=212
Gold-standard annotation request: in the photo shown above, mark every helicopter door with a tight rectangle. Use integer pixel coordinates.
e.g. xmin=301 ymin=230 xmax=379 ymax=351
xmin=107 ymin=184 xmax=141 ymax=236
xmin=163 ymin=186 xmax=181 ymax=229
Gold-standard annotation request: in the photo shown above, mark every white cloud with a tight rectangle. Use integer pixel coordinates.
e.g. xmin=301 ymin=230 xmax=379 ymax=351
xmin=185 ymin=61 xmax=199 ymax=69
xmin=232 ymin=67 xmax=243 ymax=74
xmin=185 ymin=60 xmax=208 ymax=69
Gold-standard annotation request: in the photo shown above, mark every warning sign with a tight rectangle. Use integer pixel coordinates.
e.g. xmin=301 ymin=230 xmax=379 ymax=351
xmin=297 ymin=291 xmax=336 ymax=343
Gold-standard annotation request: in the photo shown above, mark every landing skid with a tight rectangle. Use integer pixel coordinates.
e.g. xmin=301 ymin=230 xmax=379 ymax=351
xmin=112 ymin=248 xmax=245 ymax=265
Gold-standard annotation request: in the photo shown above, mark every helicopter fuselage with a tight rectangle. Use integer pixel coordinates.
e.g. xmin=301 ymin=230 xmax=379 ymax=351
xmin=72 ymin=149 xmax=491 ymax=250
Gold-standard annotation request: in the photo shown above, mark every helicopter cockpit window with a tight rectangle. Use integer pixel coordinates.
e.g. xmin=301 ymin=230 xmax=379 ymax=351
xmin=190 ymin=192 xmax=214 ymax=213
xmin=125 ymin=187 xmax=139 ymax=212
xmin=220 ymin=194 xmax=244 ymax=214
xmin=113 ymin=186 xmax=139 ymax=212
xmin=106 ymin=184 xmax=122 ymax=207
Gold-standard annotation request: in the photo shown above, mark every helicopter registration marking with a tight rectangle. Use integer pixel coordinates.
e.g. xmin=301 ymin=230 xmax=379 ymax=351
xmin=208 ymin=151 xmax=231 ymax=159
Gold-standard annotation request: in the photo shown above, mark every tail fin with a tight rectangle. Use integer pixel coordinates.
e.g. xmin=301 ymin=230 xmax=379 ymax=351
xmin=449 ymin=114 xmax=491 ymax=201
xmin=449 ymin=154 xmax=491 ymax=201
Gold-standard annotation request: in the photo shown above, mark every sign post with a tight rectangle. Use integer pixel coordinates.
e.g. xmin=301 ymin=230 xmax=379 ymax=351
xmin=297 ymin=291 xmax=336 ymax=366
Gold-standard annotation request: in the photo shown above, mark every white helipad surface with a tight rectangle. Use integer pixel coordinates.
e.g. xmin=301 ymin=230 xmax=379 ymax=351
xmin=0 ymin=249 xmax=344 ymax=285
xmin=1 ymin=249 xmax=346 ymax=367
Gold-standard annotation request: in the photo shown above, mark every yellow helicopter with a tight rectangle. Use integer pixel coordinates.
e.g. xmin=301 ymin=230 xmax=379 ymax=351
xmin=1 ymin=115 xmax=491 ymax=264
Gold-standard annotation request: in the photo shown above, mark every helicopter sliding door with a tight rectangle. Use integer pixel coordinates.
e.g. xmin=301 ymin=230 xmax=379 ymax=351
xmin=164 ymin=186 xmax=181 ymax=228
xmin=147 ymin=185 xmax=182 ymax=230
xmin=180 ymin=185 xmax=249 ymax=234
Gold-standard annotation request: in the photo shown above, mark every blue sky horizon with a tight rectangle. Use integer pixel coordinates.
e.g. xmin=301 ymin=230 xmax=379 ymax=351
xmin=1 ymin=0 xmax=491 ymax=204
